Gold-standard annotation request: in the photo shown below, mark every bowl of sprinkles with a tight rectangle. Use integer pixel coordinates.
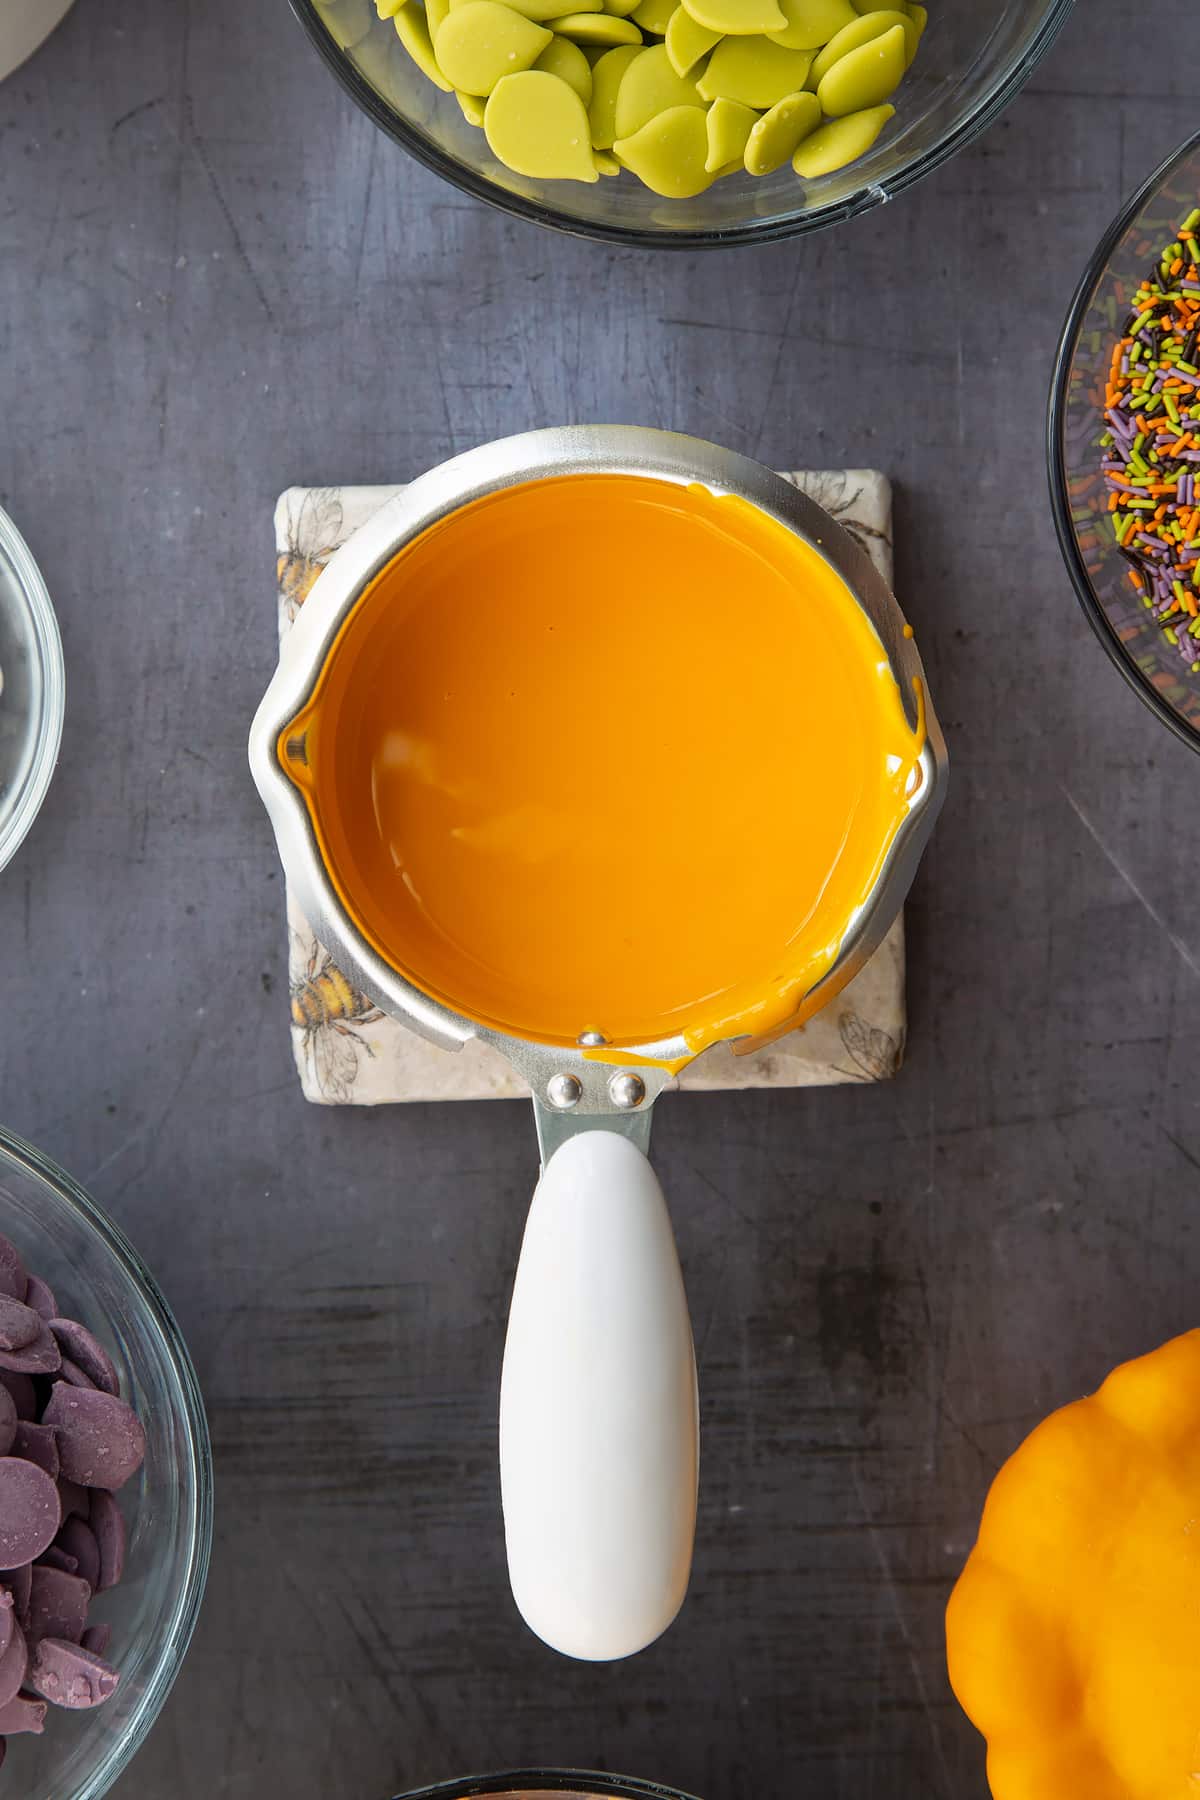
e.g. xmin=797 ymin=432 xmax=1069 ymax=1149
xmin=1051 ymin=129 xmax=1200 ymax=751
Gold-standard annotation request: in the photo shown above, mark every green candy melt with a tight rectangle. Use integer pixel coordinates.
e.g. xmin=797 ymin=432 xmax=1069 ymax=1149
xmin=455 ymin=86 xmax=488 ymax=121
xmin=546 ymin=13 xmax=643 ymax=44
xmin=791 ymin=98 xmax=892 ymax=174
xmin=766 ymin=0 xmax=856 ymax=49
xmin=679 ymin=0 xmax=784 ymax=33
xmin=631 ymin=0 xmax=677 ymax=34
xmin=587 ymin=42 xmax=643 ymax=143
xmin=664 ymin=4 xmax=722 ymax=75
xmin=697 ymin=35 xmax=813 ymax=106
xmin=436 ymin=1 xmax=552 ymax=93
xmin=743 ymin=86 xmax=818 ymax=171
xmin=535 ymin=32 xmax=594 ymax=99
xmin=704 ymin=95 xmax=757 ymax=170
xmin=393 ymin=6 xmax=453 ymax=88
xmin=484 ymin=68 xmax=600 ymax=175
xmin=808 ymin=6 xmax=913 ymax=80
xmin=614 ymin=103 xmax=713 ymax=194
xmin=614 ymin=44 xmax=704 ymax=138
xmin=815 ymin=20 xmax=904 ymax=114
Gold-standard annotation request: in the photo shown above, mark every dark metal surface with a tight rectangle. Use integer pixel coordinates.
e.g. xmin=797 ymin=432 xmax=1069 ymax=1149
xmin=0 ymin=4 xmax=1194 ymax=1797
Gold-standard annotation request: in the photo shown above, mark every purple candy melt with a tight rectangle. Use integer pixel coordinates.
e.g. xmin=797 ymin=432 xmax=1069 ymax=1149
xmin=0 ymin=1375 xmax=35 ymax=1424
xmin=87 ymin=1492 xmax=125 ymax=1592
xmin=0 ymin=1462 xmax=60 ymax=1568
xmin=0 ymin=1595 xmax=12 ymax=1665
xmin=0 ymin=1300 xmax=41 ymax=1356
xmin=55 ymin=1519 xmax=99 ymax=1593
xmin=80 ymin=1622 xmax=111 ymax=1659
xmin=0 ymin=1391 xmax=15 ymax=1464
xmin=11 ymin=1424 xmax=58 ymax=1482
xmin=0 ymin=1242 xmax=25 ymax=1306
xmin=57 ymin=1358 xmax=95 ymax=1391
xmin=56 ymin=1480 xmax=88 ymax=1523
xmin=0 ymin=1692 xmax=45 ymax=1736
xmin=20 ymin=1279 xmax=56 ymax=1324
xmin=1 ymin=1568 xmax=31 ymax=1630
xmin=0 ymin=1323 xmax=60 ymax=1378
xmin=26 ymin=1638 xmax=118 ymax=1710
xmin=42 ymin=1389 xmax=144 ymax=1493
xmin=0 ymin=1626 xmax=26 ymax=1710
xmin=27 ymin=1569 xmax=90 ymax=1646
xmin=35 ymin=1547 xmax=75 ymax=1577
xmin=46 ymin=1322 xmax=118 ymax=1397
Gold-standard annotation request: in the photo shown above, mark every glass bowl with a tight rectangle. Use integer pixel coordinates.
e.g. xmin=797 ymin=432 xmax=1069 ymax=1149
xmin=1049 ymin=129 xmax=1200 ymax=752
xmin=290 ymin=0 xmax=1073 ymax=246
xmin=0 ymin=1126 xmax=212 ymax=1799
xmin=395 ymin=1772 xmax=701 ymax=1800
xmin=0 ymin=507 xmax=64 ymax=870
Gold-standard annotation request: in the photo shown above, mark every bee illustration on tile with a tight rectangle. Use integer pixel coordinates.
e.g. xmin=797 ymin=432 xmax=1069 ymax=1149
xmin=836 ymin=1010 xmax=903 ymax=1083
xmin=290 ymin=936 xmax=385 ymax=1103
xmin=277 ymin=488 xmax=344 ymax=624
xmin=793 ymin=471 xmax=893 ymax=565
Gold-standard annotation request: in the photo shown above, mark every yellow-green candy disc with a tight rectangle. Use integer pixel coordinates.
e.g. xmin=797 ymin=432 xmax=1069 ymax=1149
xmin=546 ymin=13 xmax=643 ymax=44
xmin=697 ymin=36 xmax=812 ymax=105
xmin=766 ymin=0 xmax=855 ymax=47
xmin=680 ymin=0 xmax=784 ymax=33
xmin=375 ymin=0 xmax=408 ymax=17
xmin=394 ymin=6 xmax=453 ymax=88
xmin=535 ymin=32 xmax=594 ymax=99
xmin=456 ymin=86 xmax=488 ymax=122
xmin=816 ymin=20 xmax=904 ymax=114
xmin=664 ymin=5 xmax=721 ymax=75
xmin=484 ymin=68 xmax=600 ymax=176
xmin=631 ymin=0 xmax=677 ymax=34
xmin=808 ymin=6 xmax=912 ymax=80
xmin=587 ymin=42 xmax=643 ymax=143
xmin=593 ymin=147 xmax=622 ymax=172
xmin=704 ymin=95 xmax=757 ymax=170
xmin=614 ymin=44 xmax=704 ymax=137
xmin=743 ymin=86 xmax=818 ymax=171
xmin=613 ymin=103 xmax=713 ymax=194
xmin=791 ymin=98 xmax=892 ymax=174
xmin=436 ymin=1 xmax=552 ymax=93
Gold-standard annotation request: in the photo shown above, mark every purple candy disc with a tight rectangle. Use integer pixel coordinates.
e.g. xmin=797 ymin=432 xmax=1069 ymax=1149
xmin=57 ymin=1480 xmax=88 ymax=1522
xmin=0 ymin=1241 xmax=25 ymax=1305
xmin=21 ymin=1278 xmax=56 ymax=1324
xmin=0 ymin=1374 xmax=35 ymax=1423
xmin=0 ymin=1298 xmax=41 ymax=1355
xmin=46 ymin=1322 xmax=118 ymax=1397
xmin=58 ymin=1357 xmax=95 ymax=1390
xmin=1 ymin=1568 xmax=31 ymax=1629
xmin=0 ymin=1692 xmax=46 ymax=1735
xmin=55 ymin=1519 xmax=99 ymax=1593
xmin=0 ymin=1323 xmax=60 ymax=1377
xmin=27 ymin=1569 xmax=90 ymax=1646
xmin=87 ymin=1491 xmax=126 ymax=1591
xmin=26 ymin=1638 xmax=118 ymax=1710
xmin=0 ymin=1592 xmax=12 ymax=1664
xmin=35 ymin=1546 xmax=76 ymax=1576
xmin=41 ymin=1389 xmax=144 ymax=1492
xmin=80 ymin=1622 xmax=111 ymax=1659
xmin=0 ymin=1461 xmax=60 ymax=1567
xmin=0 ymin=1388 xmax=15 ymax=1462
xmin=12 ymin=1423 xmax=59 ymax=1482
xmin=0 ymin=1625 xmax=27 ymax=1709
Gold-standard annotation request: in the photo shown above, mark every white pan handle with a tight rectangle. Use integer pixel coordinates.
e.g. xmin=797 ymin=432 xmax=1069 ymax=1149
xmin=499 ymin=1128 xmax=698 ymax=1661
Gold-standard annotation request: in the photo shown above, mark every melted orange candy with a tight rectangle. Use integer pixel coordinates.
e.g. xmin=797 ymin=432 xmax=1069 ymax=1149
xmin=282 ymin=473 xmax=924 ymax=1059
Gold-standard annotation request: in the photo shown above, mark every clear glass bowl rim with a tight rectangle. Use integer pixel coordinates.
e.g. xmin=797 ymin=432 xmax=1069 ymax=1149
xmin=394 ymin=1770 xmax=702 ymax=1799
xmin=288 ymin=0 xmax=1075 ymax=248
xmin=0 ymin=1122 xmax=214 ymax=1799
xmin=1047 ymin=125 xmax=1200 ymax=756
xmin=0 ymin=505 xmax=65 ymax=871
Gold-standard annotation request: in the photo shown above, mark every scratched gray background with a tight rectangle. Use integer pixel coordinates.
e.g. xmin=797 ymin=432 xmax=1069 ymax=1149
xmin=0 ymin=2 xmax=1195 ymax=1795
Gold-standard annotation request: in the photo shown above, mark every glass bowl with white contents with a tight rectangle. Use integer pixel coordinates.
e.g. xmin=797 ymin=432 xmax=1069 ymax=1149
xmin=0 ymin=507 xmax=64 ymax=871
